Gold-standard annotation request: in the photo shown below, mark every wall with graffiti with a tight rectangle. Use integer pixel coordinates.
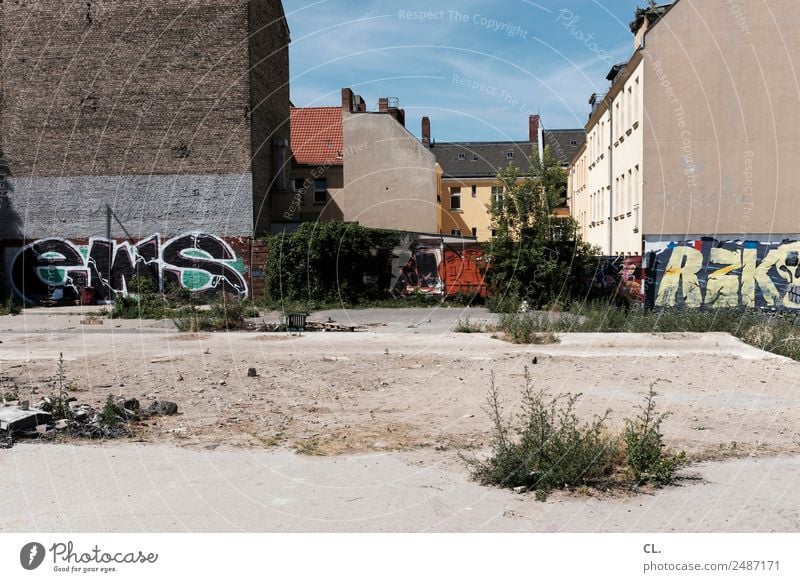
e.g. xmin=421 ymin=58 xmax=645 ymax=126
xmin=390 ymin=237 xmax=487 ymax=298
xmin=586 ymin=256 xmax=644 ymax=305
xmin=6 ymin=232 xmax=250 ymax=305
xmin=645 ymin=238 xmax=800 ymax=309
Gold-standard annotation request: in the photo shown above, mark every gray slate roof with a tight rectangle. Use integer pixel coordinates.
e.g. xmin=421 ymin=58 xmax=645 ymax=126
xmin=542 ymin=130 xmax=586 ymax=166
xmin=430 ymin=141 xmax=536 ymax=179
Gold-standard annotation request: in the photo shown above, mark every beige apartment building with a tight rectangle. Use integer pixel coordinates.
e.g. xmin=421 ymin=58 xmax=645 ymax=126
xmin=569 ymin=0 xmax=800 ymax=308
xmin=276 ymin=89 xmax=438 ymax=233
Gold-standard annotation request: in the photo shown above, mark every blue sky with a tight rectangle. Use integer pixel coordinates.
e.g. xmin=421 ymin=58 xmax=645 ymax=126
xmin=283 ymin=0 xmax=644 ymax=142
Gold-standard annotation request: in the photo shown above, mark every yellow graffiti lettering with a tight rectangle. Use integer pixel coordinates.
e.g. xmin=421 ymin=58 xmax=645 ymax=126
xmin=655 ymin=247 xmax=703 ymax=307
xmin=706 ymin=248 xmax=741 ymax=307
xmin=742 ymin=248 xmax=782 ymax=307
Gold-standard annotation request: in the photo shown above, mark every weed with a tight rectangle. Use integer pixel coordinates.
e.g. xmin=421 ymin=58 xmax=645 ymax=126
xmin=100 ymin=395 xmax=121 ymax=427
xmin=50 ymin=353 xmax=73 ymax=421
xmin=624 ymin=384 xmax=686 ymax=485
xmin=0 ymin=296 xmax=22 ymax=315
xmin=497 ymin=312 xmax=560 ymax=344
xmin=462 ymin=369 xmax=618 ymax=499
xmin=453 ymin=317 xmax=485 ymax=333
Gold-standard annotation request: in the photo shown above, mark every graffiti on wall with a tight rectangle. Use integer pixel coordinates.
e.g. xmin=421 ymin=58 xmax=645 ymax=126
xmin=390 ymin=239 xmax=487 ymax=298
xmin=646 ymin=238 xmax=800 ymax=309
xmin=587 ymin=256 xmax=644 ymax=305
xmin=9 ymin=232 xmax=248 ymax=304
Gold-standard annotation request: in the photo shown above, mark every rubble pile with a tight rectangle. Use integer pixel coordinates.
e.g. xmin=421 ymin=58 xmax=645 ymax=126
xmin=0 ymin=396 xmax=179 ymax=448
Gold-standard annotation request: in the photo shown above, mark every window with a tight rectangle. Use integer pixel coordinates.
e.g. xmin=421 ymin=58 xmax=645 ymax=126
xmin=451 ymin=229 xmax=461 ymax=236
xmin=458 ymin=153 xmax=466 ymax=160
xmin=471 ymin=227 xmax=477 ymax=237
xmin=506 ymin=151 xmax=514 ymax=159
xmin=491 ymin=229 xmax=497 ymax=237
xmin=471 ymin=185 xmax=477 ymax=197
xmin=570 ymin=140 xmax=578 ymax=147
xmin=491 ymin=186 xmax=504 ymax=206
xmin=472 ymin=154 xmax=479 ymax=161
xmin=313 ymin=178 xmax=328 ymax=205
xmin=450 ymin=187 xmax=461 ymax=210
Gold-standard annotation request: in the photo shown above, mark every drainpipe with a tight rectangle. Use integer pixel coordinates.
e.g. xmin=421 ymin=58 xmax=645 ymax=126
xmin=607 ymin=102 xmax=614 ymax=256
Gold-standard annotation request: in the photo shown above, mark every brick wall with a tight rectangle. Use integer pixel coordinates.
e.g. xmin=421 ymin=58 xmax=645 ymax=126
xmin=0 ymin=0 xmax=291 ymax=242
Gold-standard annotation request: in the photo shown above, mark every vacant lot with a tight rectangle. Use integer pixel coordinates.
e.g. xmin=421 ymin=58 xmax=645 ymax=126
xmin=1 ymin=306 xmax=798 ymax=532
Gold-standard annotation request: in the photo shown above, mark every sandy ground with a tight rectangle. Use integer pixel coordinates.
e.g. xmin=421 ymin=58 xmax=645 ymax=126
xmin=1 ymin=305 xmax=799 ymax=532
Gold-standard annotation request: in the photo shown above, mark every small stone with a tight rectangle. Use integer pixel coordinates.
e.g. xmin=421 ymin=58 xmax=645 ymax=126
xmin=219 ymin=380 xmax=226 ymax=386
xmin=247 ymin=368 xmax=258 ymax=377
xmin=513 ymin=486 xmax=528 ymax=494
xmin=19 ymin=400 xmax=29 ymax=411
xmin=54 ymin=419 xmax=69 ymax=430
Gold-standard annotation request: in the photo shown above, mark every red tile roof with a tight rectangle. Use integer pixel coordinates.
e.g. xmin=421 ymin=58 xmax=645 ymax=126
xmin=290 ymin=107 xmax=344 ymax=166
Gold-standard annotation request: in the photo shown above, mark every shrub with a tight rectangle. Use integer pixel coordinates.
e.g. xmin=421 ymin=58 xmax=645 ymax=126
xmin=0 ymin=296 xmax=22 ymax=315
xmin=265 ymin=222 xmax=400 ymax=305
xmin=453 ymin=317 xmax=485 ymax=333
xmin=463 ymin=370 xmax=619 ymax=499
xmin=624 ymin=384 xmax=686 ymax=485
xmin=100 ymin=395 xmax=121 ymax=427
xmin=496 ymin=312 xmax=559 ymax=344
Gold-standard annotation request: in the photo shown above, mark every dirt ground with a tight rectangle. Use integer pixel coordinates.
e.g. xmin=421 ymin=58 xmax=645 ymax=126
xmin=1 ymin=305 xmax=799 ymax=532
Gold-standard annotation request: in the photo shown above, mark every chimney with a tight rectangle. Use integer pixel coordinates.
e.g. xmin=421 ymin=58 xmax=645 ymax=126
xmin=355 ymin=95 xmax=366 ymax=112
xmin=341 ymin=87 xmax=354 ymax=113
xmin=378 ymin=97 xmax=389 ymax=113
xmin=529 ymin=114 xmax=540 ymax=145
xmin=421 ymin=116 xmax=431 ymax=147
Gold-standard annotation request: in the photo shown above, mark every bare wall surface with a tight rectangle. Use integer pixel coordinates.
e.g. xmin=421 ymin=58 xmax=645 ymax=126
xmin=1 ymin=173 xmax=254 ymax=240
xmin=343 ymin=113 xmax=438 ymax=232
xmin=642 ymin=0 xmax=800 ymax=238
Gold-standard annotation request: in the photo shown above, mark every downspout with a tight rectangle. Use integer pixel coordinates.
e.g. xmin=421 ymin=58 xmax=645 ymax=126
xmin=607 ymin=102 xmax=614 ymax=256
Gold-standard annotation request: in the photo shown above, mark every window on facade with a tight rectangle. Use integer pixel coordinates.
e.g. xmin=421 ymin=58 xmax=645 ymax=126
xmin=471 ymin=227 xmax=477 ymax=237
xmin=472 ymin=154 xmax=479 ymax=161
xmin=491 ymin=186 xmax=504 ymax=205
xmin=458 ymin=153 xmax=466 ymax=160
xmin=570 ymin=140 xmax=578 ymax=147
xmin=450 ymin=187 xmax=461 ymax=210
xmin=293 ymin=178 xmax=306 ymax=205
xmin=451 ymin=229 xmax=461 ymax=236
xmin=506 ymin=151 xmax=513 ymax=159
xmin=471 ymin=185 xmax=477 ymax=197
xmin=313 ymin=178 xmax=328 ymax=204
xmin=491 ymin=229 xmax=497 ymax=237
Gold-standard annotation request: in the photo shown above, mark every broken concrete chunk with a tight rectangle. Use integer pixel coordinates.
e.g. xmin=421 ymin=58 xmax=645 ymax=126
xmin=0 ymin=407 xmax=53 ymax=431
xmin=148 ymin=400 xmax=178 ymax=416
xmin=247 ymin=367 xmax=258 ymax=377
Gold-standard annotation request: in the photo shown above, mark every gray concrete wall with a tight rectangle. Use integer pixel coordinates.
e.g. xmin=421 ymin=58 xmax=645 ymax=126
xmin=1 ymin=173 xmax=253 ymax=240
xmin=342 ymin=113 xmax=438 ymax=233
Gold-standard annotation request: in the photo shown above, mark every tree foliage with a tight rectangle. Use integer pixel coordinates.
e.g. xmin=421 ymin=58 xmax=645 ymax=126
xmin=265 ymin=222 xmax=400 ymax=304
xmin=486 ymin=146 xmax=598 ymax=309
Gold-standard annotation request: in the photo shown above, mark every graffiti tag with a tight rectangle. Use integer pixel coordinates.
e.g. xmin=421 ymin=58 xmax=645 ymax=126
xmin=9 ymin=232 xmax=248 ymax=304
xmin=646 ymin=239 xmax=800 ymax=309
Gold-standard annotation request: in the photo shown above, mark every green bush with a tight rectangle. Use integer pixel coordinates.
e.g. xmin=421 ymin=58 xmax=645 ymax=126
xmin=453 ymin=317 xmax=485 ymax=333
xmin=100 ymin=395 xmax=121 ymax=427
xmin=173 ymin=300 xmax=257 ymax=332
xmin=463 ymin=370 xmax=619 ymax=499
xmin=0 ymin=296 xmax=22 ymax=315
xmin=624 ymin=385 xmax=686 ymax=485
xmin=496 ymin=312 xmax=559 ymax=344
xmin=265 ymin=222 xmax=400 ymax=305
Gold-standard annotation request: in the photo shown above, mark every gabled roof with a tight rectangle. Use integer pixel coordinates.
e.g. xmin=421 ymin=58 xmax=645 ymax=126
xmin=542 ymin=130 xmax=586 ymax=166
xmin=430 ymin=141 xmax=536 ymax=179
xmin=290 ymin=107 xmax=343 ymax=166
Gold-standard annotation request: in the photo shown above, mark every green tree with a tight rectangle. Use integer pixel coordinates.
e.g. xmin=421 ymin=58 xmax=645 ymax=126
xmin=486 ymin=146 xmax=596 ymax=309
